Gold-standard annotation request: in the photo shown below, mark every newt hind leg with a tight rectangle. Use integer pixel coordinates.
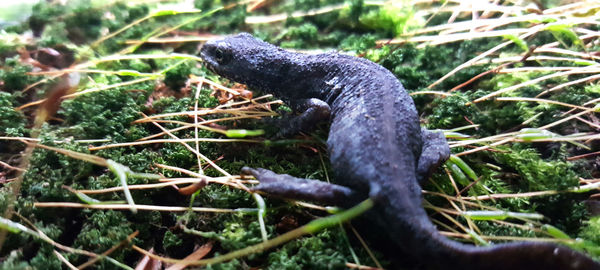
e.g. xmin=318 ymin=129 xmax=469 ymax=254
xmin=242 ymin=167 xmax=355 ymax=205
xmin=416 ymin=128 xmax=450 ymax=184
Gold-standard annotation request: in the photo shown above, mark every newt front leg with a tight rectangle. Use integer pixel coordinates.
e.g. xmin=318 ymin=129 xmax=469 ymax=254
xmin=273 ymin=98 xmax=330 ymax=138
xmin=242 ymin=167 xmax=357 ymax=205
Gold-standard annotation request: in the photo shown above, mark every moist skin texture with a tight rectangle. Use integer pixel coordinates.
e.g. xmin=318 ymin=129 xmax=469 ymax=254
xmin=200 ymin=33 xmax=600 ymax=270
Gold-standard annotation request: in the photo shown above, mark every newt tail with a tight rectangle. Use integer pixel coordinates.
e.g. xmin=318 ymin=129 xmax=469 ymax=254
xmin=372 ymin=190 xmax=598 ymax=269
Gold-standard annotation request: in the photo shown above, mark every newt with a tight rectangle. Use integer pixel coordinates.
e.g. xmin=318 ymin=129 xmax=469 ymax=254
xmin=200 ymin=33 xmax=600 ymax=270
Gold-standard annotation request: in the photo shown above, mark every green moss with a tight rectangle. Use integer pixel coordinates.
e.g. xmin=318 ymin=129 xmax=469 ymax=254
xmin=279 ymin=23 xmax=319 ymax=48
xmin=473 ymin=220 xmax=537 ymax=239
xmin=164 ymin=60 xmax=194 ymax=90
xmin=0 ymin=56 xmax=37 ymax=92
xmin=0 ymin=32 xmax=28 ymax=56
xmin=339 ymin=34 xmax=378 ymax=54
xmin=190 ymin=0 xmax=247 ymax=34
xmin=163 ymin=230 xmax=196 ymax=258
xmin=379 ymin=42 xmax=492 ymax=91
xmin=0 ymin=92 xmax=26 ymax=136
xmin=33 ymin=0 xmax=150 ymax=47
xmin=580 ymin=217 xmax=600 ymax=245
xmin=39 ymin=21 xmax=70 ymax=47
xmin=479 ymin=72 xmax=534 ymax=91
xmin=63 ymin=3 xmax=103 ymax=43
xmin=0 ymin=251 xmax=31 ymax=270
xmin=28 ymin=0 xmax=63 ymax=36
xmin=219 ymin=220 xmax=271 ymax=251
xmin=427 ymin=89 xmax=552 ymax=135
xmin=553 ymin=83 xmax=600 ymax=112
xmin=491 ymin=144 xmax=578 ymax=191
xmin=163 ymin=230 xmax=184 ymax=249
xmin=29 ymin=244 xmax=62 ymax=270
xmin=475 ymin=100 xmax=542 ymax=133
xmin=104 ymin=2 xmax=149 ymax=32
xmin=536 ymin=196 xmax=587 ymax=234
xmin=21 ymin=139 xmax=94 ymax=204
xmin=291 ymin=0 xmax=342 ymax=10
xmin=72 ymin=210 xmax=137 ymax=266
xmin=205 ymin=258 xmax=244 ymax=270
xmin=1 ymin=223 xmax=64 ymax=270
xmin=195 ymin=185 xmax=253 ymax=209
xmin=266 ymin=230 xmax=348 ymax=270
xmin=427 ymin=92 xmax=478 ymax=129
xmin=359 ymin=2 xmax=421 ymax=36
xmin=59 ymin=81 xmax=154 ymax=142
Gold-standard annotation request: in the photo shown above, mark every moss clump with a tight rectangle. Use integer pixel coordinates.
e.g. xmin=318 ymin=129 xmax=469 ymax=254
xmin=0 ymin=56 xmax=37 ymax=93
xmin=163 ymin=230 xmax=195 ymax=258
xmin=70 ymin=210 xmax=138 ymax=268
xmin=380 ymin=42 xmax=493 ymax=91
xmin=0 ymin=92 xmax=26 ymax=136
xmin=20 ymin=138 xmax=94 ymax=205
xmin=163 ymin=60 xmax=194 ymax=90
xmin=580 ymin=216 xmax=600 ymax=245
xmin=0 ymin=251 xmax=31 ymax=270
xmin=194 ymin=185 xmax=253 ymax=209
xmin=491 ymin=144 xmax=578 ymax=191
xmin=359 ymin=1 xmax=421 ymax=36
xmin=278 ymin=23 xmax=319 ymax=48
xmin=205 ymin=258 xmax=244 ymax=270
xmin=219 ymin=220 xmax=272 ymax=251
xmin=32 ymin=0 xmax=150 ymax=47
xmin=266 ymin=229 xmax=348 ymax=270
xmin=59 ymin=82 xmax=154 ymax=142
xmin=1 ymin=223 xmax=64 ymax=270
xmin=191 ymin=0 xmax=247 ymax=34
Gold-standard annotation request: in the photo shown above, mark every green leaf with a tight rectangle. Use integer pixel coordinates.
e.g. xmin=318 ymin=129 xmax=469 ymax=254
xmin=448 ymin=155 xmax=478 ymax=182
xmin=462 ymin=210 xmax=544 ymax=221
xmin=225 ymin=129 xmax=265 ymax=138
xmin=152 ymin=10 xmax=179 ymax=17
xmin=546 ymin=24 xmax=583 ymax=48
xmin=542 ymin=224 xmax=571 ymax=239
xmin=0 ymin=217 xmax=28 ymax=234
xmin=503 ymin=34 xmax=529 ymax=52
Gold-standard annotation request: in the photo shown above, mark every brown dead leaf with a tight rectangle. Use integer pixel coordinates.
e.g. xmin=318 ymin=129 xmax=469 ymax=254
xmin=134 ymin=248 xmax=163 ymax=270
xmin=165 ymin=241 xmax=214 ymax=270
xmin=177 ymin=178 xmax=208 ymax=195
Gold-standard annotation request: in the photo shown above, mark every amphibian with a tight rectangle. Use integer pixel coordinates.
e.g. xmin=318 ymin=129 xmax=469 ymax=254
xmin=200 ymin=33 xmax=600 ymax=270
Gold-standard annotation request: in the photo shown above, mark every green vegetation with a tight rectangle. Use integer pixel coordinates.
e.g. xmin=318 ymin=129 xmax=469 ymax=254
xmin=0 ymin=0 xmax=599 ymax=269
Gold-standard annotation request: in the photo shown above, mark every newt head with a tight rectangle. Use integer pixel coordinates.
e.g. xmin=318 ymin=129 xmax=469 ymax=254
xmin=199 ymin=33 xmax=292 ymax=93
xmin=200 ymin=33 xmax=266 ymax=83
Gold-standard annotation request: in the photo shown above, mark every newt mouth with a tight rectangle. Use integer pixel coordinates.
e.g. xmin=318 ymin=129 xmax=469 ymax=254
xmin=199 ymin=47 xmax=218 ymax=73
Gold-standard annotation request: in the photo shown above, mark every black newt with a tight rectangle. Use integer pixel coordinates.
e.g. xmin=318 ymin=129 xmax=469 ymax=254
xmin=200 ymin=33 xmax=600 ymax=270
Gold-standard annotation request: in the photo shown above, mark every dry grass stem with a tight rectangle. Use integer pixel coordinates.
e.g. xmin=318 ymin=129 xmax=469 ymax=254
xmin=473 ymin=67 xmax=600 ymax=103
xmin=33 ymin=202 xmax=241 ymax=212
xmin=53 ymin=250 xmax=78 ymax=270
xmin=75 ymin=177 xmax=256 ymax=194
xmin=140 ymin=112 xmax=234 ymax=178
xmin=495 ymin=97 xmax=590 ymax=110
xmin=89 ymin=138 xmax=261 ymax=151
xmin=18 ymin=77 xmax=156 ymax=110
xmin=124 ymin=35 xmax=217 ymax=45
xmin=245 ymin=3 xmax=347 ymax=24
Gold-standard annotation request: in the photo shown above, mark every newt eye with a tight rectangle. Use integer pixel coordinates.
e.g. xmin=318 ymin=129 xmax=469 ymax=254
xmin=215 ymin=48 xmax=224 ymax=62
xmin=214 ymin=47 xmax=231 ymax=65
